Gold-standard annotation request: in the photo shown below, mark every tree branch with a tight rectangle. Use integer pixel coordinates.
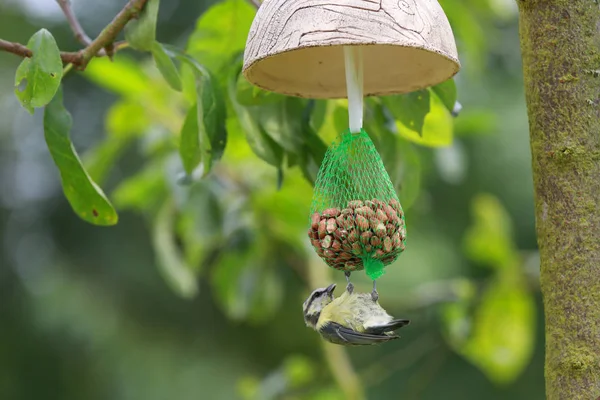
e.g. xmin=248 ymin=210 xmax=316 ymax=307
xmin=0 ymin=38 xmax=84 ymax=64
xmin=0 ymin=0 xmax=148 ymax=69
xmin=79 ymin=0 xmax=147 ymax=66
xmin=0 ymin=39 xmax=32 ymax=58
xmin=56 ymin=0 xmax=93 ymax=46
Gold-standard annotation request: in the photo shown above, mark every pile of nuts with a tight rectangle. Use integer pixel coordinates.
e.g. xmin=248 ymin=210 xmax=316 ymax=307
xmin=308 ymin=199 xmax=406 ymax=272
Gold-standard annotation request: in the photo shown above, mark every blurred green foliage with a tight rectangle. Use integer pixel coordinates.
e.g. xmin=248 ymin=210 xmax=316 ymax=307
xmin=443 ymin=194 xmax=535 ymax=385
xmin=0 ymin=0 xmax=543 ymax=399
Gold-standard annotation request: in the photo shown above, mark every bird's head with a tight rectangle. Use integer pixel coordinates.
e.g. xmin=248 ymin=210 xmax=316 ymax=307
xmin=302 ymin=283 xmax=336 ymax=330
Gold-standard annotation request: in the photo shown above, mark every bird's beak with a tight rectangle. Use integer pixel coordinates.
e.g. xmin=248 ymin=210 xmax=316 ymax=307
xmin=326 ymin=283 xmax=336 ymax=295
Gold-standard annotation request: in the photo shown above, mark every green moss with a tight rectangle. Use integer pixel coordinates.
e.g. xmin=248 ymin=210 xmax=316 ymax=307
xmin=518 ymin=1 xmax=600 ymax=399
xmin=558 ymin=73 xmax=579 ymax=83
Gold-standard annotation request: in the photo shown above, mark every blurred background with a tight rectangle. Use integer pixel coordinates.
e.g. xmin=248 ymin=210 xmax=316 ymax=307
xmin=0 ymin=0 xmax=543 ymax=399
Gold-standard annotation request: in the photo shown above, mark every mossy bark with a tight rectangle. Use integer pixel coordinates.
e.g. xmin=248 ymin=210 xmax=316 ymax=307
xmin=517 ymin=1 xmax=600 ymax=399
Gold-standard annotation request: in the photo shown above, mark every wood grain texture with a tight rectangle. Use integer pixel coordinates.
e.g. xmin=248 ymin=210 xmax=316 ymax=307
xmin=243 ymin=0 xmax=459 ymax=98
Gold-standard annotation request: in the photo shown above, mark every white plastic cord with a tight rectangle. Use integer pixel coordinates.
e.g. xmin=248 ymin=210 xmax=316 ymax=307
xmin=344 ymin=46 xmax=364 ymax=134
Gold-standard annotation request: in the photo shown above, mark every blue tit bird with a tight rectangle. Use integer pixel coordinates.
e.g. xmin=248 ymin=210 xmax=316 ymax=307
xmin=302 ymin=283 xmax=410 ymax=346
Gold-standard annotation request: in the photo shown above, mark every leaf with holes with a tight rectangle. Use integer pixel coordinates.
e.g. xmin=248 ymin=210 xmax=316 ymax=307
xmin=152 ymin=41 xmax=182 ymax=91
xmin=43 ymin=87 xmax=118 ymax=226
xmin=125 ymin=0 xmax=160 ymax=51
xmin=14 ymin=29 xmax=62 ymax=114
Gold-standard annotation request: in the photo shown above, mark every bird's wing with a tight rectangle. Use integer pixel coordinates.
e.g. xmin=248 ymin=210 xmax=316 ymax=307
xmin=319 ymin=322 xmax=398 ymax=346
xmin=364 ymin=319 xmax=410 ymax=335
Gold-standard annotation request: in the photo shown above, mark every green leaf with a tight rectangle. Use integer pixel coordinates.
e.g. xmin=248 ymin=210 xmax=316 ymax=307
xmin=196 ymin=71 xmax=227 ymax=174
xmin=366 ymin=102 xmax=422 ymax=209
xmin=236 ymin=108 xmax=283 ymax=166
xmin=332 ymin=104 xmax=349 ymax=134
xmin=393 ymin=91 xmax=454 ymax=147
xmin=431 ymin=78 xmax=458 ymax=113
xmin=297 ymin=147 xmax=320 ymax=185
xmin=454 ymin=109 xmax=497 ymax=137
xmin=179 ymin=104 xmax=201 ymax=175
xmin=84 ymin=136 xmax=133 ymax=185
xmin=283 ymin=355 xmax=316 ymax=388
xmin=112 ymin=162 xmax=167 ymax=213
xmin=228 ymin=59 xmax=283 ymax=166
xmin=163 ymin=46 xmax=228 ymax=175
xmin=296 ymin=119 xmax=327 ymax=185
xmin=211 ymin=241 xmax=283 ymax=323
xmin=14 ymin=29 xmax=62 ymax=113
xmin=443 ymin=2 xmax=487 ymax=74
xmin=308 ymin=100 xmax=328 ymax=134
xmin=176 ymin=182 xmax=223 ymax=269
xmin=84 ymin=100 xmax=149 ymax=184
xmin=83 ymin=56 xmax=149 ymax=97
xmin=253 ymin=188 xmax=312 ymax=249
xmin=236 ymin=74 xmax=284 ymax=105
xmin=293 ymin=101 xmax=328 ymax=185
xmin=382 ymin=90 xmax=430 ymax=136
xmin=254 ymin=98 xmax=305 ymax=153
xmin=43 ymin=87 xmax=118 ymax=226
xmin=440 ymin=279 xmax=478 ymax=348
xmin=151 ymin=41 xmax=182 ymax=91
xmin=459 ymin=276 xmax=536 ymax=385
xmin=304 ymin=127 xmax=327 ymax=166
xmin=394 ymin=139 xmax=421 ymax=210
xmin=180 ymin=62 xmax=198 ymax=105
xmin=152 ymin=199 xmax=199 ymax=298
xmin=464 ymin=193 xmax=517 ymax=269
xmin=125 ymin=0 xmax=160 ymax=51
xmin=105 ymin=100 xmax=149 ymax=138
xmin=186 ymin=0 xmax=255 ymax=73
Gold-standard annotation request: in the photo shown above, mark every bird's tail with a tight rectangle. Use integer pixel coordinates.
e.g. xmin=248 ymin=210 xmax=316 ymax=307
xmin=365 ymin=319 xmax=410 ymax=335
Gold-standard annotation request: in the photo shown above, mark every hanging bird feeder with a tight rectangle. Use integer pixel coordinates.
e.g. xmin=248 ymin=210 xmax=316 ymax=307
xmin=242 ymin=0 xmax=460 ymax=281
xmin=243 ymin=0 xmax=459 ymax=98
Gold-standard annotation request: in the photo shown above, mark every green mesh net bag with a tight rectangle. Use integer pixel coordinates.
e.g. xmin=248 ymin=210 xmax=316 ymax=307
xmin=308 ymin=128 xmax=407 ymax=280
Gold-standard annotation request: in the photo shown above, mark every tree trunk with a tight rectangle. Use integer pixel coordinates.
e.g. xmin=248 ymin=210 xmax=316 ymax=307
xmin=517 ymin=1 xmax=600 ymax=399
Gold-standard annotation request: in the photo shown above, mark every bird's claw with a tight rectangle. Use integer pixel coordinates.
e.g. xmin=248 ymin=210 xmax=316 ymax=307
xmin=371 ymin=280 xmax=378 ymax=302
xmin=371 ymin=290 xmax=379 ymax=302
xmin=346 ymin=282 xmax=354 ymax=294
xmin=344 ymin=271 xmax=353 ymax=294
